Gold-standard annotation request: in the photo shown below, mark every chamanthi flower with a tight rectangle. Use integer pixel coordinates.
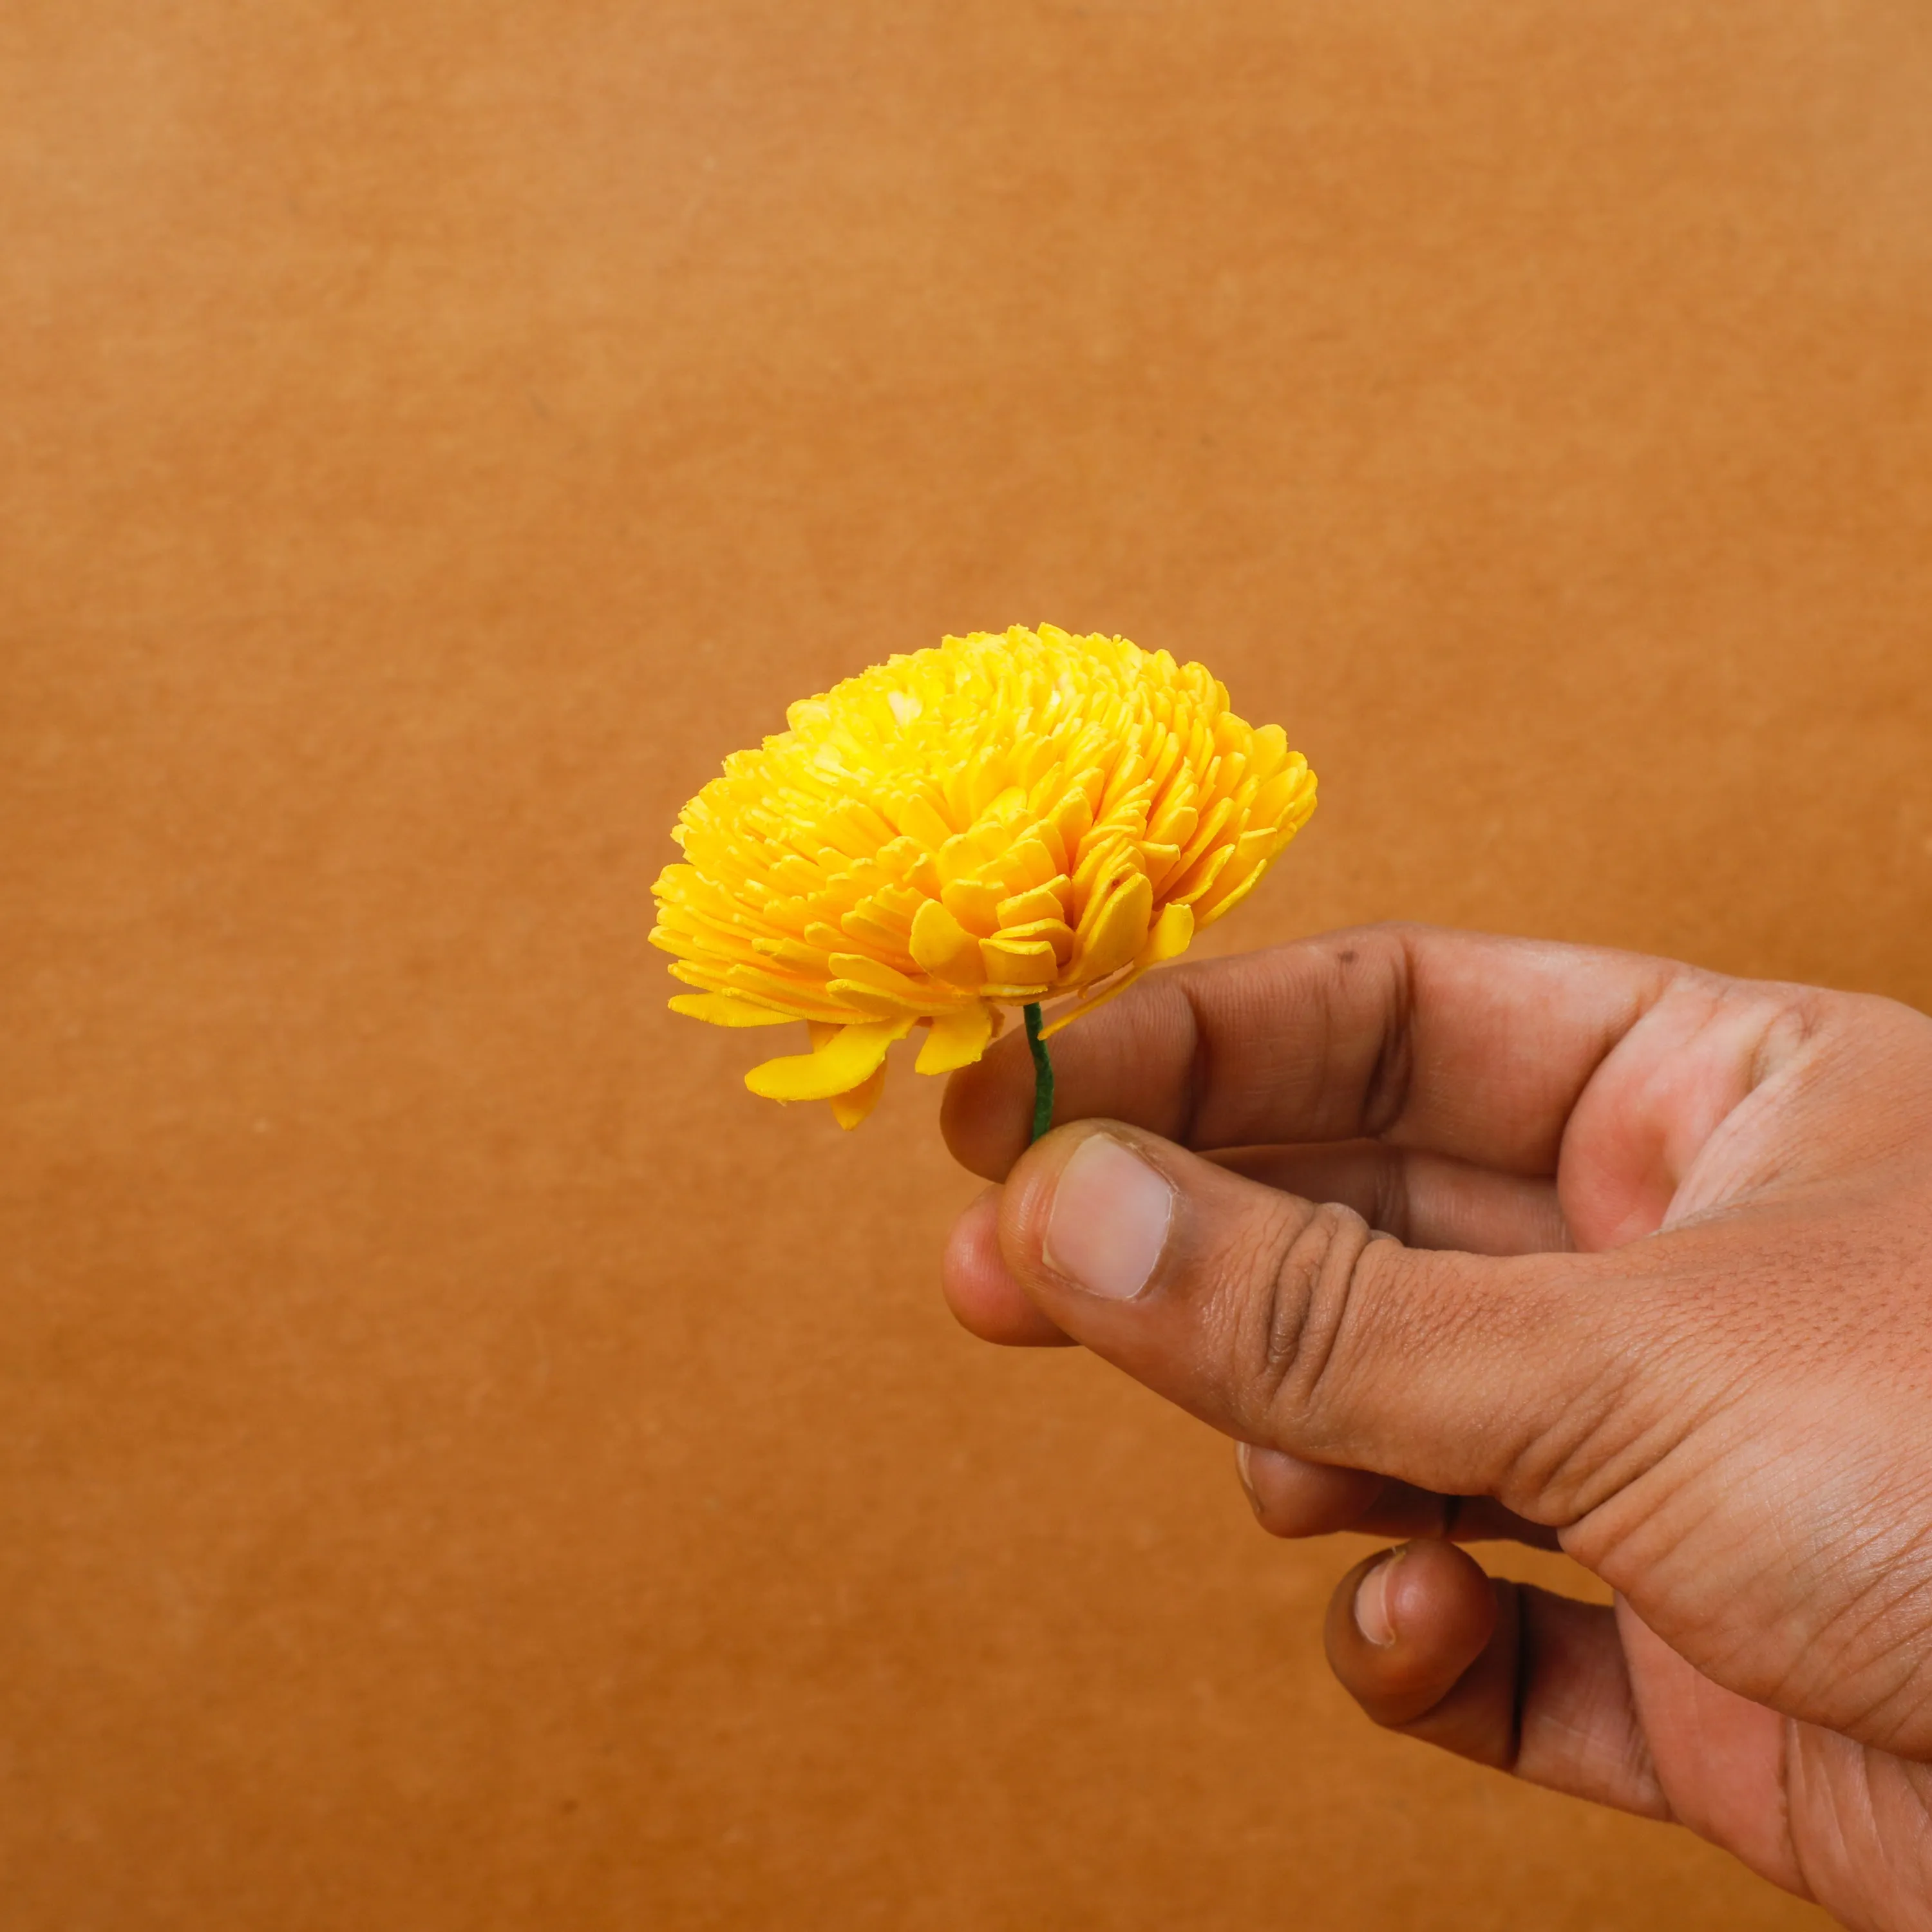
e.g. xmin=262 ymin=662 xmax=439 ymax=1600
xmin=651 ymin=625 xmax=1316 ymax=1128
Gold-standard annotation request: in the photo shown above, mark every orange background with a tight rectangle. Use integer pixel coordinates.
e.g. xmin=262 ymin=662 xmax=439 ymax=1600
xmin=5 ymin=4 xmax=1929 ymax=1926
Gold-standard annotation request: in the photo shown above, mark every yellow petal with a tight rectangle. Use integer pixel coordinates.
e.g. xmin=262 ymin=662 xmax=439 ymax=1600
xmin=979 ymin=934 xmax=1057 ymax=987
xmin=895 ymin=795 xmax=954 ymax=850
xmin=998 ymin=916 xmax=1075 ymax=964
xmin=667 ymin=992 xmax=795 ymax=1028
xmin=1141 ymin=900 xmax=1195 ymax=965
xmin=1069 ymin=831 xmax=1131 ymax=901
xmin=745 ymin=1018 xmax=913 ymax=1101
xmin=909 ymin=898 xmax=985 ymax=987
xmin=719 ymin=961 xmax=853 ymax=1021
xmin=940 ymin=877 xmax=1003 ymax=936
xmin=1046 ymin=775 xmax=1099 ymax=852
xmin=915 ymin=1002 xmax=995 ymax=1075
xmin=995 ymin=882 xmax=1068 ymax=929
xmin=828 ymin=952 xmax=927 ymax=998
xmin=1138 ymin=841 xmax=1183 ymax=887
xmin=934 ymin=833 xmax=982 ymax=887
xmin=999 ymin=835 xmax=1060 ymax=894
xmin=1027 ymin=815 xmax=1068 ymax=875
xmin=1041 ymin=965 xmax=1146 ymax=1038
xmin=829 ymin=1061 xmax=888 ymax=1129
xmin=1253 ymin=765 xmax=1308 ymax=828
xmin=1167 ymin=838 xmax=1235 ymax=906
xmin=1075 ymin=869 xmax=1153 ymax=982
xmin=826 ymin=980 xmax=942 ymax=1018
xmin=1191 ymin=825 xmax=1283 ymax=925
xmin=1249 ymin=722 xmax=1289 ymax=782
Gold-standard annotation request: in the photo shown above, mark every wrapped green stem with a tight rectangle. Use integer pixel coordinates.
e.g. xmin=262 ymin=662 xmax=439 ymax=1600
xmin=1024 ymin=1002 xmax=1055 ymax=1144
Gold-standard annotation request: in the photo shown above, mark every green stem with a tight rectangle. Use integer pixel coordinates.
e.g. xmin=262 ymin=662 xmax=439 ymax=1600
xmin=1024 ymin=1002 xmax=1055 ymax=1144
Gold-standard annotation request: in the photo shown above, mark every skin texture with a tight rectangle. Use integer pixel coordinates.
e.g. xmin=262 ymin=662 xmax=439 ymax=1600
xmin=939 ymin=925 xmax=1932 ymax=1931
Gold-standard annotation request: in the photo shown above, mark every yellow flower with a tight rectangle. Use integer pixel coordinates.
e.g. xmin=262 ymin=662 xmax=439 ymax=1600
xmin=652 ymin=624 xmax=1316 ymax=1127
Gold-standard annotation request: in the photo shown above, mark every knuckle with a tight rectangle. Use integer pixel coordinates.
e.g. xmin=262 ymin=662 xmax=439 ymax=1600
xmin=1234 ymin=1197 xmax=1379 ymax=1440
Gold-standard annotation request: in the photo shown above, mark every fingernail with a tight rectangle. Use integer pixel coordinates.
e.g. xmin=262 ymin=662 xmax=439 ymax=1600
xmin=1353 ymin=1549 xmax=1405 ymax=1647
xmin=1042 ymin=1133 xmax=1174 ymax=1301
xmin=1236 ymin=1442 xmax=1262 ymax=1516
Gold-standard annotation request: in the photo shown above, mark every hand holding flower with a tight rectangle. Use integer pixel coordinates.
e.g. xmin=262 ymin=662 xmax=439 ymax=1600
xmin=942 ymin=924 xmax=1932 ymax=1929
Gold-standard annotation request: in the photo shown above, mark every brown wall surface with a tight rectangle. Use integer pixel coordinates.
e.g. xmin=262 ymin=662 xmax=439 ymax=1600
xmin=5 ymin=3 xmax=1929 ymax=1926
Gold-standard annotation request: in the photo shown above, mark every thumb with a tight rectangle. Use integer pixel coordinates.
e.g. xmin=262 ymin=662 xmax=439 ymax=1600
xmin=998 ymin=1121 xmax=1664 ymax=1524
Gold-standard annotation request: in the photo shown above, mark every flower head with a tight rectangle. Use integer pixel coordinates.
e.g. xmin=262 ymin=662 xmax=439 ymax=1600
xmin=652 ymin=625 xmax=1316 ymax=1126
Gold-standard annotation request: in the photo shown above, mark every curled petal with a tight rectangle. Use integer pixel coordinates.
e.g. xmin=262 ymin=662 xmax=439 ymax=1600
xmin=745 ymin=1018 xmax=914 ymax=1101
xmin=829 ymin=1061 xmax=889 ymax=1130
xmin=915 ymin=1002 xmax=995 ymax=1075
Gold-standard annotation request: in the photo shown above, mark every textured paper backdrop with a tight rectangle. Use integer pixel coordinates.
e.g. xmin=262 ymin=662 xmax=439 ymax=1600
xmin=6 ymin=3 xmax=1930 ymax=1926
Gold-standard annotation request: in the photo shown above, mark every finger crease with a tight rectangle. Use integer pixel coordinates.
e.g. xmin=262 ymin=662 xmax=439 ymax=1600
xmin=1370 ymin=1142 xmax=1409 ymax=1242
xmin=1176 ymin=982 xmax=1215 ymax=1149
xmin=1506 ymin=1581 xmax=1531 ymax=1774
xmin=1359 ymin=939 xmax=1416 ymax=1139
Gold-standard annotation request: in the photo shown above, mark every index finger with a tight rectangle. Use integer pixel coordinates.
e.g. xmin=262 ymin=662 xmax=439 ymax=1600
xmin=942 ymin=923 xmax=1674 ymax=1180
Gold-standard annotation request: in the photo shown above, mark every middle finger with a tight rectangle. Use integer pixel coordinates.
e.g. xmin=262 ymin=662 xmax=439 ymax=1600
xmin=1237 ymin=1443 xmax=1563 ymax=1549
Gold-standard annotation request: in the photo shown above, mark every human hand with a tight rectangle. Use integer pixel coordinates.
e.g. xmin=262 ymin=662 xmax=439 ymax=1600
xmin=940 ymin=926 xmax=1932 ymax=1930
